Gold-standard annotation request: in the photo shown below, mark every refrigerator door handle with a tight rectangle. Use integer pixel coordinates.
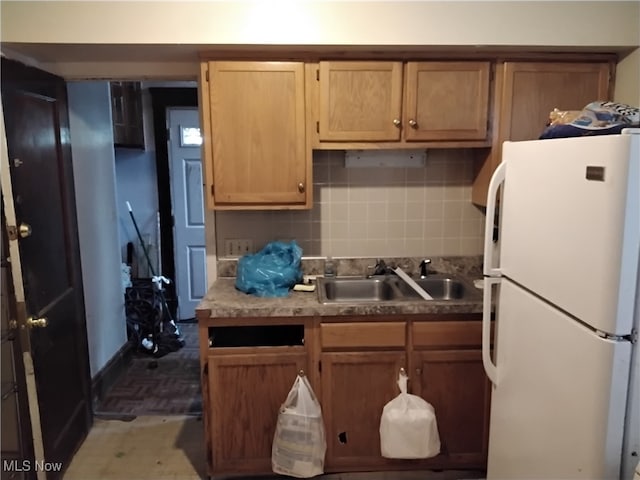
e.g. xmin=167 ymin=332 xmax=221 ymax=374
xmin=483 ymin=277 xmax=500 ymax=385
xmin=484 ymin=161 xmax=506 ymax=277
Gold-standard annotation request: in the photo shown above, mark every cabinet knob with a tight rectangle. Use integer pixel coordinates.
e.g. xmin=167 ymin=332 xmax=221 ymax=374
xmin=298 ymin=183 xmax=305 ymax=193
xmin=409 ymin=119 xmax=418 ymax=128
xmin=392 ymin=119 xmax=401 ymax=127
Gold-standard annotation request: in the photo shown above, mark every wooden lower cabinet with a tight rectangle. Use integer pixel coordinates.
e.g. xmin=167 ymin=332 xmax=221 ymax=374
xmin=412 ymin=349 xmax=490 ymax=468
xmin=201 ymin=316 xmax=490 ymax=477
xmin=207 ymin=351 xmax=308 ymax=475
xmin=320 ymin=351 xmax=407 ymax=470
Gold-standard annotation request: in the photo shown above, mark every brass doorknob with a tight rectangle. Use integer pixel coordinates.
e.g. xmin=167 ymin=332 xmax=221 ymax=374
xmin=19 ymin=223 xmax=32 ymax=238
xmin=409 ymin=119 xmax=418 ymax=128
xmin=392 ymin=119 xmax=401 ymax=127
xmin=297 ymin=183 xmax=305 ymax=193
xmin=26 ymin=316 xmax=48 ymax=328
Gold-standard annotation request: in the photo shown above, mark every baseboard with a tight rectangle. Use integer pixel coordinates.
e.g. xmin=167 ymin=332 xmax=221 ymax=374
xmin=91 ymin=340 xmax=135 ymax=412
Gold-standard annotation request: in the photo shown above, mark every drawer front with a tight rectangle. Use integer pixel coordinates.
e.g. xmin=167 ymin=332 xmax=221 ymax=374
xmin=412 ymin=321 xmax=482 ymax=348
xmin=321 ymin=322 xmax=406 ymax=349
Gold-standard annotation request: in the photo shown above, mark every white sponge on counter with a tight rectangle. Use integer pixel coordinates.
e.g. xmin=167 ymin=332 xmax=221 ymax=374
xmin=293 ymin=283 xmax=316 ymax=292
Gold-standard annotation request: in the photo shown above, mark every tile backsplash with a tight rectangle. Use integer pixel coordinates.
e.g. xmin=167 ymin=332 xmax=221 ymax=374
xmin=215 ymin=149 xmax=485 ymax=258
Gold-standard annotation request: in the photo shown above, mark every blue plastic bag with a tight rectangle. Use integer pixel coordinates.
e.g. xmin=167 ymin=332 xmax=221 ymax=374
xmin=235 ymin=241 xmax=303 ymax=297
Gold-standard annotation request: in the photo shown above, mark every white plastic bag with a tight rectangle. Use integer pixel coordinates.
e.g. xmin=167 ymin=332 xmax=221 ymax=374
xmin=379 ymin=370 xmax=440 ymax=459
xmin=272 ymin=373 xmax=326 ymax=478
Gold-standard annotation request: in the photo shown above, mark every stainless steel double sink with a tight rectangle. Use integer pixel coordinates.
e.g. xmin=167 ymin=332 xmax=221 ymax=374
xmin=317 ymin=273 xmax=480 ymax=304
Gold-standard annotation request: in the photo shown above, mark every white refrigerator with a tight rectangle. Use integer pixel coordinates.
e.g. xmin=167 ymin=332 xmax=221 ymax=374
xmin=482 ymin=129 xmax=640 ymax=480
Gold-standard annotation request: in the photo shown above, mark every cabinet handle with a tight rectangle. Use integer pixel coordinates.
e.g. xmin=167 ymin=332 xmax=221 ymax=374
xmin=298 ymin=183 xmax=305 ymax=193
xmin=409 ymin=119 xmax=418 ymax=128
xmin=392 ymin=119 xmax=401 ymax=127
xmin=416 ymin=367 xmax=422 ymax=375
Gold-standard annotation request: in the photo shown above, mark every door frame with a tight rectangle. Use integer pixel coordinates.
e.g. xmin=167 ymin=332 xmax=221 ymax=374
xmin=1 ymin=204 xmax=37 ymax=479
xmin=0 ymin=90 xmax=48 ymax=480
xmin=149 ymin=87 xmax=198 ymax=318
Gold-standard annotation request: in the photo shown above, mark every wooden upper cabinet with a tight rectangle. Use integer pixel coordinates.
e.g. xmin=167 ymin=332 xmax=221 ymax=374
xmin=404 ymin=62 xmax=490 ymax=141
xmin=319 ymin=61 xmax=403 ymax=141
xmin=200 ymin=61 xmax=310 ymax=210
xmin=499 ymin=62 xmax=611 ymax=143
xmin=110 ymin=81 xmax=144 ymax=148
xmin=471 ymin=61 xmax=612 ymax=205
xmin=316 ymin=60 xmax=491 ymax=147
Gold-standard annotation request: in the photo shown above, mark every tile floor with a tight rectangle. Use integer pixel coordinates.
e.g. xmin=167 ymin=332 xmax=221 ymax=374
xmin=64 ymin=414 xmax=486 ymax=480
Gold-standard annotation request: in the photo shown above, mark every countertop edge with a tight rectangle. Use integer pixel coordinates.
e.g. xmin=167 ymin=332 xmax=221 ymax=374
xmin=196 ymin=276 xmax=484 ymax=319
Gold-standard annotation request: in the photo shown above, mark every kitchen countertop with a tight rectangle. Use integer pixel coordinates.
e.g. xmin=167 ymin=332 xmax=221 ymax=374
xmin=196 ymin=277 xmax=482 ymax=318
xmin=196 ymin=270 xmax=484 ymax=319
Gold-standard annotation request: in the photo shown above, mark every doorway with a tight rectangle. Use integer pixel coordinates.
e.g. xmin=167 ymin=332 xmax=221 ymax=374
xmin=148 ymin=87 xmax=201 ymax=321
xmin=95 ymin=86 xmax=204 ymax=417
xmin=166 ymin=108 xmax=207 ymax=321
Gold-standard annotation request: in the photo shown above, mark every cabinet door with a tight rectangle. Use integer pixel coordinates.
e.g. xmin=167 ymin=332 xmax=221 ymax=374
xmin=412 ymin=349 xmax=490 ymax=468
xmin=404 ymin=62 xmax=490 ymax=141
xmin=321 ymin=351 xmax=406 ymax=469
xmin=472 ymin=61 xmax=611 ymax=205
xmin=110 ymin=81 xmax=144 ymax=148
xmin=208 ymin=352 xmax=308 ymax=475
xmin=500 ymin=62 xmax=611 ymax=142
xmin=207 ymin=61 xmax=307 ymax=206
xmin=319 ymin=61 xmax=403 ymax=141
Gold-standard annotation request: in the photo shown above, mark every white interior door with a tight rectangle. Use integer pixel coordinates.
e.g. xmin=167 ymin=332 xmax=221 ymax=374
xmin=487 ymin=279 xmax=631 ymax=480
xmin=167 ymin=108 xmax=206 ymax=320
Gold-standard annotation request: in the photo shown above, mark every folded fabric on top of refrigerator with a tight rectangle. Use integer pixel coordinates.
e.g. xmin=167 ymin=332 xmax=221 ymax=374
xmin=540 ymin=101 xmax=639 ymax=139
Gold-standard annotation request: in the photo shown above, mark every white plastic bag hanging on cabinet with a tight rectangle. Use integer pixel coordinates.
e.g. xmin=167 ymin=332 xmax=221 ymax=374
xmin=379 ymin=368 xmax=440 ymax=459
xmin=272 ymin=371 xmax=326 ymax=478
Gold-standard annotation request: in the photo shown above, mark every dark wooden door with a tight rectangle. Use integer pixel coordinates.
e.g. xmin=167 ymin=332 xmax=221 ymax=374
xmin=1 ymin=58 xmax=92 ymax=479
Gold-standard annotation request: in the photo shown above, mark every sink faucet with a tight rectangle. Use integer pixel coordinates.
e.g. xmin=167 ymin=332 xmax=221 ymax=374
xmin=367 ymin=258 xmax=395 ymax=277
xmin=419 ymin=259 xmax=432 ymax=279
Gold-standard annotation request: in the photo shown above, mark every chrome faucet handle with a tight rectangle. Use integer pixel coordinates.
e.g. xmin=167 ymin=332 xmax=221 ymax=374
xmin=365 ymin=259 xmax=379 ymax=277
xmin=366 ymin=258 xmax=387 ymax=277
xmin=365 ymin=264 xmax=376 ymax=278
xmin=419 ymin=259 xmax=432 ymax=278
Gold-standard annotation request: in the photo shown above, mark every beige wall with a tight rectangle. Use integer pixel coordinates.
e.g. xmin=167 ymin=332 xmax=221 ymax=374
xmin=216 ymin=150 xmax=484 ymax=259
xmin=2 ymin=1 xmax=638 ymax=47
xmin=2 ymin=1 xmax=639 ymax=78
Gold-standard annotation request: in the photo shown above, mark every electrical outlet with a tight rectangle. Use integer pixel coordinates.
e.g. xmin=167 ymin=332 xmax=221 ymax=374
xmin=224 ymin=239 xmax=254 ymax=257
